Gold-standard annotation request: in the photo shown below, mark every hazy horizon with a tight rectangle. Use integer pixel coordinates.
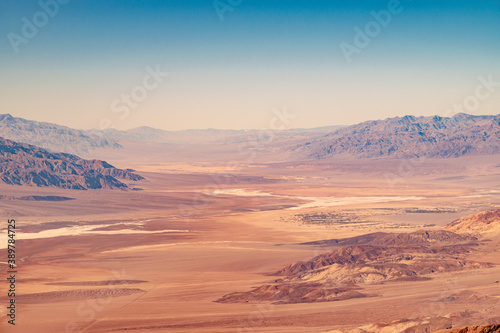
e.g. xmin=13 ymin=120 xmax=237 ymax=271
xmin=3 ymin=111 xmax=500 ymax=133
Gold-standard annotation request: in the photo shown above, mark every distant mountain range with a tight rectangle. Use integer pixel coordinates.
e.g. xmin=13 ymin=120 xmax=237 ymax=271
xmin=0 ymin=114 xmax=122 ymax=155
xmin=97 ymin=127 xmax=251 ymax=144
xmin=94 ymin=125 xmax=344 ymax=145
xmin=1 ymin=113 xmax=499 ymax=160
xmin=287 ymin=113 xmax=500 ymax=159
xmin=0 ymin=136 xmax=143 ymax=190
xmin=0 ymin=113 xmax=341 ymax=153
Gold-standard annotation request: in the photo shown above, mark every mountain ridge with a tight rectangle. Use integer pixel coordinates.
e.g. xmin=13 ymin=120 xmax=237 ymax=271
xmin=0 ymin=136 xmax=143 ymax=190
xmin=3 ymin=113 xmax=500 ymax=159
xmin=0 ymin=114 xmax=121 ymax=155
xmin=286 ymin=113 xmax=500 ymax=159
xmin=445 ymin=208 xmax=500 ymax=235
xmin=0 ymin=113 xmax=342 ymax=150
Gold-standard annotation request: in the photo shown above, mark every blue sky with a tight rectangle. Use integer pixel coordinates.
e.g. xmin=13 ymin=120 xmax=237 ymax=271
xmin=0 ymin=0 xmax=499 ymax=130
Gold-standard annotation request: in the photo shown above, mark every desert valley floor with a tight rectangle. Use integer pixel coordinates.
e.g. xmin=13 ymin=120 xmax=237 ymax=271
xmin=1 ymin=154 xmax=499 ymax=333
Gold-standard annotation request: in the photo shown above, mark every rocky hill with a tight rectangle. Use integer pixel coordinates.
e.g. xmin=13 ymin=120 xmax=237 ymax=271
xmin=0 ymin=136 xmax=143 ymax=190
xmin=0 ymin=114 xmax=121 ymax=154
xmin=216 ymin=229 xmax=488 ymax=304
xmin=446 ymin=209 xmax=500 ymax=235
xmin=434 ymin=324 xmax=500 ymax=333
xmin=301 ymin=230 xmax=474 ymax=247
xmin=287 ymin=113 xmax=500 ymax=159
xmin=328 ymin=321 xmax=500 ymax=333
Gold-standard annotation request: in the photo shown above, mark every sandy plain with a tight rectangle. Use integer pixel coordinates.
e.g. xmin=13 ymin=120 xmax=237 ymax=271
xmin=0 ymin=146 xmax=499 ymax=332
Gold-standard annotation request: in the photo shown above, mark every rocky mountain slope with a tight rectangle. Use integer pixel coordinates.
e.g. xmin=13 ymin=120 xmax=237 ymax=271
xmin=287 ymin=113 xmax=500 ymax=159
xmin=328 ymin=320 xmax=500 ymax=333
xmin=216 ymin=230 xmax=489 ymax=304
xmin=0 ymin=136 xmax=143 ymax=190
xmin=446 ymin=209 xmax=500 ymax=235
xmin=434 ymin=324 xmax=500 ymax=333
xmin=0 ymin=114 xmax=121 ymax=154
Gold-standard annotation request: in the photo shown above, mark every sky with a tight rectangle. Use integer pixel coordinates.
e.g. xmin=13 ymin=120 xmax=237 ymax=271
xmin=0 ymin=0 xmax=499 ymax=131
